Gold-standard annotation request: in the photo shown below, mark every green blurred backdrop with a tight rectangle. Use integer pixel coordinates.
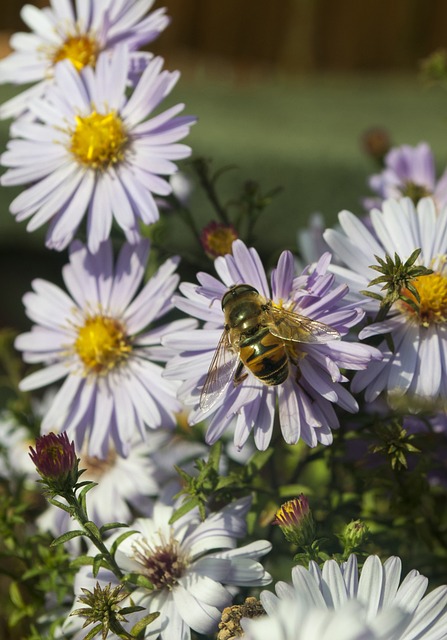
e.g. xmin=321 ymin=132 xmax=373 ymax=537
xmin=1 ymin=0 xmax=447 ymax=329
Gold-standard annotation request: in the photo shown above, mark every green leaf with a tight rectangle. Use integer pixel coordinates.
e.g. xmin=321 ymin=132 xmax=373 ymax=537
xmin=83 ymin=520 xmax=101 ymax=540
xmin=50 ymin=530 xmax=86 ymax=546
xmin=9 ymin=581 xmax=24 ymax=608
xmin=92 ymin=553 xmax=106 ymax=577
xmin=99 ymin=522 xmax=129 ymax=535
xmin=169 ymin=497 xmax=200 ymax=525
xmin=47 ymin=498 xmax=72 ymax=513
xmin=70 ymin=555 xmax=95 ymax=570
xmin=83 ymin=623 xmax=103 ymax=640
xmin=122 ymin=572 xmax=154 ymax=590
xmin=248 ymin=448 xmax=273 ymax=471
xmin=279 ymin=484 xmax=312 ymax=498
xmin=110 ymin=530 xmax=138 ymax=557
xmin=130 ymin=611 xmax=160 ymax=637
xmin=207 ymin=441 xmax=222 ymax=471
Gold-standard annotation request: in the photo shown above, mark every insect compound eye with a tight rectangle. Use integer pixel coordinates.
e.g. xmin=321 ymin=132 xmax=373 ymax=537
xmin=221 ymin=284 xmax=259 ymax=309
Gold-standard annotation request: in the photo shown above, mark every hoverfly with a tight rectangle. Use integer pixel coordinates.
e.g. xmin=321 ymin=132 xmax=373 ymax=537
xmin=199 ymin=284 xmax=340 ymax=411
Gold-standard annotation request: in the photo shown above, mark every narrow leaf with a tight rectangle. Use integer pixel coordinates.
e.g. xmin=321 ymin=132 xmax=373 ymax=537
xmin=50 ymin=530 xmax=86 ymax=546
xmin=131 ymin=611 xmax=160 ymax=636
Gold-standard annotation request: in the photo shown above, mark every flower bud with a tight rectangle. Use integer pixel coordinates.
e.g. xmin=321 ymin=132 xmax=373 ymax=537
xmin=29 ymin=432 xmax=79 ymax=493
xmin=272 ymin=495 xmax=315 ymax=546
xmin=340 ymin=519 xmax=369 ymax=554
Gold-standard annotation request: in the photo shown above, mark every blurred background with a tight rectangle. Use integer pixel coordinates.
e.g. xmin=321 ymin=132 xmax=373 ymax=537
xmin=1 ymin=0 xmax=447 ymax=329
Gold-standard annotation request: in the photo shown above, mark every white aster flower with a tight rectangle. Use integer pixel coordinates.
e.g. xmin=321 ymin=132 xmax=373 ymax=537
xmin=65 ymin=496 xmax=272 ymax=640
xmin=1 ymin=46 xmax=196 ymax=252
xmin=15 ymin=239 xmax=194 ymax=458
xmin=324 ymin=197 xmax=447 ymax=407
xmin=0 ymin=0 xmax=170 ymax=119
xmin=247 ymin=554 xmax=447 ymax=640
xmin=242 ymin=598 xmax=411 ymax=640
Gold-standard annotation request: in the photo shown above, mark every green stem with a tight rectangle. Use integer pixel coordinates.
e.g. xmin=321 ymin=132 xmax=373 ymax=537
xmin=65 ymin=494 xmax=125 ymax=581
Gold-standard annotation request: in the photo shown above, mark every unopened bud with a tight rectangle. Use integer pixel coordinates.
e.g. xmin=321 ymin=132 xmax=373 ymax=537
xmin=272 ymin=495 xmax=315 ymax=546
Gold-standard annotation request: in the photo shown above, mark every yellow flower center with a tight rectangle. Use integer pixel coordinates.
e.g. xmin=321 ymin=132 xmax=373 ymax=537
xmin=75 ymin=316 xmax=131 ymax=374
xmin=70 ymin=111 xmax=128 ymax=169
xmin=400 ymin=271 xmax=447 ymax=327
xmin=52 ymin=34 xmax=99 ymax=72
xmin=201 ymin=223 xmax=238 ymax=258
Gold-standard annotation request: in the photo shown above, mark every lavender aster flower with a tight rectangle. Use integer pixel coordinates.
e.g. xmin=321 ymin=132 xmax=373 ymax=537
xmin=15 ymin=239 xmax=194 ymax=458
xmin=163 ymin=240 xmax=381 ymax=451
xmin=250 ymin=554 xmax=447 ymax=640
xmin=364 ymin=142 xmax=447 ymax=212
xmin=65 ymin=496 xmax=271 ymax=640
xmin=0 ymin=46 xmax=196 ymax=252
xmin=324 ymin=197 xmax=447 ymax=407
xmin=0 ymin=0 xmax=170 ymax=119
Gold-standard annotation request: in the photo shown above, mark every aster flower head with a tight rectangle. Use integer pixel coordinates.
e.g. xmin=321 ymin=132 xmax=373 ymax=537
xmin=66 ymin=496 xmax=272 ymax=640
xmin=364 ymin=142 xmax=447 ymax=211
xmin=163 ymin=240 xmax=381 ymax=451
xmin=0 ymin=0 xmax=170 ymax=119
xmin=15 ymin=239 xmax=194 ymax=458
xmin=324 ymin=197 xmax=447 ymax=408
xmin=250 ymin=554 xmax=447 ymax=640
xmin=1 ymin=46 xmax=196 ymax=252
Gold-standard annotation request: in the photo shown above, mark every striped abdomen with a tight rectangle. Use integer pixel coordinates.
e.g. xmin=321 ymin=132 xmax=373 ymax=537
xmin=239 ymin=328 xmax=289 ymax=385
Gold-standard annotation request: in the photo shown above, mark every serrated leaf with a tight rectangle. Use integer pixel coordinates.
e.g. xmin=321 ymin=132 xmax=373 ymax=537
xmin=169 ymin=497 xmax=200 ymax=525
xmin=50 ymin=530 xmax=86 ymax=547
xmin=131 ymin=611 xmax=160 ymax=636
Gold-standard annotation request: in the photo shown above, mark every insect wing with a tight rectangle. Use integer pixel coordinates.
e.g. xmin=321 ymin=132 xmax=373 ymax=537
xmin=264 ymin=303 xmax=340 ymax=344
xmin=199 ymin=330 xmax=239 ymax=412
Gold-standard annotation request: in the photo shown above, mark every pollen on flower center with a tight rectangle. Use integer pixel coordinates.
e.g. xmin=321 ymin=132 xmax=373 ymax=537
xmin=132 ymin=535 xmax=188 ymax=591
xmin=400 ymin=271 xmax=447 ymax=327
xmin=52 ymin=34 xmax=99 ymax=72
xmin=70 ymin=111 xmax=128 ymax=169
xmin=75 ymin=316 xmax=131 ymax=374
